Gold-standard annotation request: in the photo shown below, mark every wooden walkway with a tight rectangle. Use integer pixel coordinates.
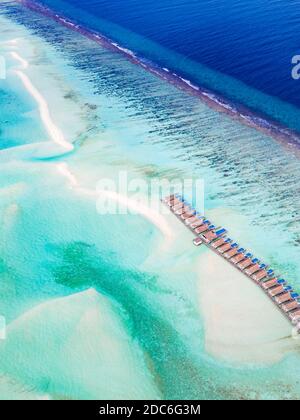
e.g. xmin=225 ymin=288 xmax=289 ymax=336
xmin=163 ymin=194 xmax=300 ymax=332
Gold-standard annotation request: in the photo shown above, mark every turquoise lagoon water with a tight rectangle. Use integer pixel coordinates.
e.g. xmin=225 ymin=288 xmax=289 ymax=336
xmin=0 ymin=1 xmax=299 ymax=399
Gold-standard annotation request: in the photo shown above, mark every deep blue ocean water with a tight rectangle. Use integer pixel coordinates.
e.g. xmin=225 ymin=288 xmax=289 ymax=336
xmin=37 ymin=0 xmax=300 ymax=133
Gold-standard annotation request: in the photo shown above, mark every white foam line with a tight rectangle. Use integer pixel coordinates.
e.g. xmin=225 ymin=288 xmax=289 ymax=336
xmin=56 ymin=163 xmax=174 ymax=239
xmin=10 ymin=51 xmax=73 ymax=152
xmin=180 ymin=77 xmax=199 ymax=91
xmin=0 ymin=38 xmax=19 ymax=45
xmin=57 ymin=162 xmax=79 ymax=187
xmin=96 ymin=189 xmax=173 ymax=238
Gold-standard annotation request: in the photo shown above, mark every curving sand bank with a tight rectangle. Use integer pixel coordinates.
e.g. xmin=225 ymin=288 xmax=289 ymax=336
xmin=11 ymin=54 xmax=73 ymax=152
xmin=56 ymin=162 xmax=175 ymax=241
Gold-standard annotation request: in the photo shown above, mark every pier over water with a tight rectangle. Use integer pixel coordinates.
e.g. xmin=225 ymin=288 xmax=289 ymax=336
xmin=163 ymin=194 xmax=300 ymax=333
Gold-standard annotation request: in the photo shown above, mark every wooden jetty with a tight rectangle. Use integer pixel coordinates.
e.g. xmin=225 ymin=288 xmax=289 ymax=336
xmin=163 ymin=194 xmax=300 ymax=332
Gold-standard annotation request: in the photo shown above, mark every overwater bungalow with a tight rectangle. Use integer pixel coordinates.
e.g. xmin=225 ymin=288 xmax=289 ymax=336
xmin=185 ymin=215 xmax=200 ymax=225
xmin=190 ymin=219 xmax=205 ymax=229
xmin=201 ymin=228 xmax=227 ymax=244
xmin=245 ymin=263 xmax=265 ymax=276
xmin=252 ymin=269 xmax=269 ymax=282
xmin=224 ymin=246 xmax=244 ymax=259
xmin=167 ymin=197 xmax=181 ymax=207
xmin=172 ymin=202 xmax=184 ymax=211
xmin=211 ymin=237 xmax=229 ymax=249
xmin=193 ymin=237 xmax=203 ymax=247
xmin=231 ymin=252 xmax=250 ymax=265
xmin=201 ymin=230 xmax=217 ymax=243
xmin=181 ymin=211 xmax=196 ymax=220
xmin=289 ymin=309 xmax=300 ymax=321
xmin=175 ymin=205 xmax=190 ymax=216
xmin=217 ymin=242 xmax=233 ymax=254
xmin=262 ymin=278 xmax=284 ymax=290
xmin=282 ymin=300 xmax=300 ymax=313
xmin=268 ymin=285 xmax=287 ymax=297
xmin=276 ymin=292 xmax=294 ymax=305
xmin=194 ymin=223 xmax=211 ymax=235
xmin=237 ymin=257 xmax=259 ymax=270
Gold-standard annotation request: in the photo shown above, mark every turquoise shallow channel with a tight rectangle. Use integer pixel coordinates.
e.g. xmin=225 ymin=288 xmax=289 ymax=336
xmin=0 ymin=0 xmax=299 ymax=400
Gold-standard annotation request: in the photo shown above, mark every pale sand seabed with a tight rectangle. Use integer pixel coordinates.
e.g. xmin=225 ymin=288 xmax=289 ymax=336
xmin=198 ymin=251 xmax=299 ymax=365
xmin=0 ymin=24 xmax=174 ymax=259
xmin=0 ymin=17 xmax=294 ymax=327
xmin=197 ymin=208 xmax=300 ymax=365
xmin=0 ymin=23 xmax=88 ymax=158
xmin=0 ymin=377 xmax=50 ymax=400
xmin=0 ymin=15 xmax=168 ymax=399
